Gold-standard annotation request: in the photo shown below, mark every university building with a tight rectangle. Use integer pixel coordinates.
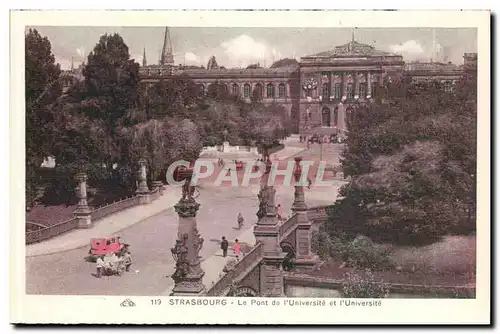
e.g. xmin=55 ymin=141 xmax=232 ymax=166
xmin=63 ymin=27 xmax=477 ymax=134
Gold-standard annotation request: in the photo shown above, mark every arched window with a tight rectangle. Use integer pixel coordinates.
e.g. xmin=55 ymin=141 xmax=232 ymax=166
xmin=266 ymin=83 xmax=275 ymax=98
xmin=346 ymin=83 xmax=354 ymax=99
xmin=254 ymin=83 xmax=263 ymax=100
xmin=278 ymin=83 xmax=286 ymax=98
xmin=243 ymin=84 xmax=251 ymax=98
xmin=322 ymin=83 xmax=329 ymax=98
xmin=334 ymin=83 xmax=341 ymax=99
xmin=359 ymin=83 xmax=367 ymax=98
xmin=322 ymin=107 xmax=331 ymax=127
xmin=232 ymin=83 xmax=239 ymax=96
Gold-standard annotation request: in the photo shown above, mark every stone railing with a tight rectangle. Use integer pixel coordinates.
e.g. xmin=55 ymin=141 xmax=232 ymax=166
xmin=206 ymin=242 xmax=265 ymax=296
xmin=90 ymin=195 xmax=140 ymax=221
xmin=25 ymin=221 xmax=47 ymax=232
xmin=278 ymin=213 xmax=298 ymax=241
xmin=26 ymin=187 xmax=162 ymax=245
xmin=283 ymin=273 xmax=476 ymax=298
xmin=306 ymin=205 xmax=330 ymax=222
xmin=26 ymin=217 xmax=79 ymax=245
xmin=149 ymin=187 xmax=161 ymax=201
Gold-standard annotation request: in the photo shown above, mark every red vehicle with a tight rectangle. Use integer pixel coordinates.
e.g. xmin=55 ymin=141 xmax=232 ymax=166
xmin=86 ymin=236 xmax=127 ymax=262
xmin=235 ymin=161 xmax=244 ymax=171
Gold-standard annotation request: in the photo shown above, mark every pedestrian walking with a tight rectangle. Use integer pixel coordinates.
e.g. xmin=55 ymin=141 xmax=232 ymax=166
xmin=277 ymin=204 xmax=283 ymax=220
xmin=96 ymin=256 xmax=104 ymax=278
xmin=232 ymin=239 xmax=241 ymax=261
xmin=237 ymin=212 xmax=244 ymax=229
xmin=123 ymin=251 xmax=132 ymax=272
xmin=221 ymin=236 xmax=229 ymax=258
xmin=307 ymin=178 xmax=312 ymax=189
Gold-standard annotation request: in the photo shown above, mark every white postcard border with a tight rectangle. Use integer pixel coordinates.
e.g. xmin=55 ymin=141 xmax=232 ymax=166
xmin=10 ymin=9 xmax=491 ymax=325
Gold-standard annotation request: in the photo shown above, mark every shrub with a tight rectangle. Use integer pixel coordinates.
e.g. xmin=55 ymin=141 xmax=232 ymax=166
xmin=344 ymin=236 xmax=394 ymax=270
xmin=341 ymin=269 xmax=390 ymax=298
xmin=312 ymin=228 xmax=394 ymax=270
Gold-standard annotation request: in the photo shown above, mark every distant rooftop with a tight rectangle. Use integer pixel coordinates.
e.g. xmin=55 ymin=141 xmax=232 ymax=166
xmin=304 ymin=40 xmax=397 ymax=58
xmin=404 ymin=61 xmax=464 ymax=74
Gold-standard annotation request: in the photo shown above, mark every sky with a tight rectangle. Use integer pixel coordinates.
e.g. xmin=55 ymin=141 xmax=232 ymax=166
xmin=28 ymin=26 xmax=477 ymax=70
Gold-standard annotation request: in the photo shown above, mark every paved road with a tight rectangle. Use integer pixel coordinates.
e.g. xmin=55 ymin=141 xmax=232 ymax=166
xmin=26 ymin=143 xmax=345 ymax=296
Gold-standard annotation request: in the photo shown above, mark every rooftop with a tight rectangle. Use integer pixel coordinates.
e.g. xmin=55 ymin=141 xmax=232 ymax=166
xmin=304 ymin=40 xmax=398 ymax=58
xmin=404 ymin=61 xmax=464 ymax=74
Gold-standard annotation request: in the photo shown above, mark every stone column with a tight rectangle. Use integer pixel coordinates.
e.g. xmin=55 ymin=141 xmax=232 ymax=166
xmin=171 ymin=167 xmax=205 ymax=296
xmin=291 ymin=157 xmax=318 ymax=270
xmin=74 ymin=173 xmax=92 ymax=228
xmin=354 ymin=72 xmax=360 ymax=99
xmin=367 ymin=71 xmax=372 ymax=97
xmin=254 ymin=160 xmax=285 ymax=297
xmin=341 ymin=73 xmax=347 ymax=99
xmin=136 ymin=158 xmax=151 ymax=204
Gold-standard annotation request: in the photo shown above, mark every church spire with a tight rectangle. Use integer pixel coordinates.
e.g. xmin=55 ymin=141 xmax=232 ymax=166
xmin=160 ymin=27 xmax=174 ymax=65
xmin=142 ymin=47 xmax=147 ymax=67
xmin=71 ymin=56 xmax=74 ymax=71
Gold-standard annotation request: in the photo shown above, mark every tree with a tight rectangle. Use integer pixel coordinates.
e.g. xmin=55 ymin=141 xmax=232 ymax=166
xmin=25 ymin=29 xmax=62 ymax=207
xmin=80 ymin=33 xmax=140 ymax=169
xmin=329 ymin=75 xmax=477 ymax=246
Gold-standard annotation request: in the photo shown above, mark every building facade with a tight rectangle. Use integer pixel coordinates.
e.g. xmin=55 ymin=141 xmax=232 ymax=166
xmin=63 ymin=27 xmax=477 ymax=134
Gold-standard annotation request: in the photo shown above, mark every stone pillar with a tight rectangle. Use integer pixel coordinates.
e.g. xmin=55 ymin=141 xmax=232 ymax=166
xmin=136 ymin=159 xmax=151 ymax=204
xmin=367 ymin=71 xmax=372 ymax=97
xmin=171 ymin=167 xmax=205 ymax=296
xmin=341 ymin=73 xmax=347 ymax=99
xmin=354 ymin=72 xmax=360 ymax=99
xmin=254 ymin=160 xmax=285 ymax=297
xmin=291 ymin=157 xmax=318 ymax=270
xmin=74 ymin=173 xmax=92 ymax=228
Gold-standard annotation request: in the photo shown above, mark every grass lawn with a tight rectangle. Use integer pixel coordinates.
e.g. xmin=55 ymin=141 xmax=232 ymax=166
xmin=311 ymin=235 xmax=476 ymax=287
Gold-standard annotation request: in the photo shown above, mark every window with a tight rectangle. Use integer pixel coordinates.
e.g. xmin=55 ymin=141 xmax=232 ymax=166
xmin=232 ymin=83 xmax=239 ymax=96
xmin=334 ymin=83 xmax=341 ymax=99
xmin=278 ymin=83 xmax=286 ymax=98
xmin=359 ymin=83 xmax=367 ymax=98
xmin=322 ymin=83 xmax=329 ymax=98
xmin=243 ymin=84 xmax=251 ymax=98
xmin=254 ymin=83 xmax=263 ymax=100
xmin=346 ymin=83 xmax=354 ymax=99
xmin=266 ymin=84 xmax=275 ymax=98
xmin=371 ymin=84 xmax=377 ymax=97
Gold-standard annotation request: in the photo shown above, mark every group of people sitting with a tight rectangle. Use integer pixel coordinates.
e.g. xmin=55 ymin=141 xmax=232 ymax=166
xmin=95 ymin=248 xmax=132 ymax=278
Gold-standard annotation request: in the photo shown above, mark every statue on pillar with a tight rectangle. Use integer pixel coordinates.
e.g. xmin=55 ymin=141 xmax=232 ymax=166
xmin=171 ymin=166 xmax=205 ymax=296
xmin=171 ymin=234 xmax=189 ymax=283
xmin=136 ymin=158 xmax=150 ymax=194
xmin=256 ymin=160 xmax=272 ymax=220
xmin=74 ymin=173 xmax=90 ymax=213
xmin=292 ymin=157 xmax=308 ymax=212
xmin=74 ymin=172 xmax=92 ymax=228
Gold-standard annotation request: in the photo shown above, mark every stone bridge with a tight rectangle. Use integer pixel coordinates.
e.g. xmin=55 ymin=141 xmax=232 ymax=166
xmin=205 ymin=205 xmax=330 ymax=297
xmin=204 ymin=157 xmax=334 ymax=297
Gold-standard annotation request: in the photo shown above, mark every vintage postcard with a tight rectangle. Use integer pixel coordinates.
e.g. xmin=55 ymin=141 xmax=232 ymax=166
xmin=10 ymin=10 xmax=490 ymax=325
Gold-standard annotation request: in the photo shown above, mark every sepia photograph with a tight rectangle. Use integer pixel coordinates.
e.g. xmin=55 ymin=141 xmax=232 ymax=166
xmin=10 ymin=9 xmax=490 ymax=325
